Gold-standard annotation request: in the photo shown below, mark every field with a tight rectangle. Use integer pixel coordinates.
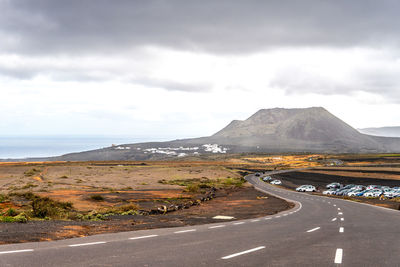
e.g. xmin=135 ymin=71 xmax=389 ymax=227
xmin=1 ymin=154 xmax=399 ymax=243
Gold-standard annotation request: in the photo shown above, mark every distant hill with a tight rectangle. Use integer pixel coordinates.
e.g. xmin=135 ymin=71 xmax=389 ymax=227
xmin=4 ymin=107 xmax=400 ymax=162
xmin=358 ymin=126 xmax=400 ymax=137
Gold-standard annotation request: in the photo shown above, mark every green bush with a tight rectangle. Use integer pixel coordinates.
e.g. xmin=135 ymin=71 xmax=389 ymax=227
xmin=6 ymin=208 xmax=18 ymax=217
xmin=31 ymin=196 xmax=73 ymax=218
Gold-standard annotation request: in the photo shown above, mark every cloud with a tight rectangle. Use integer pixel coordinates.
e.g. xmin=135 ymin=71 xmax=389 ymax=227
xmin=1 ymin=0 xmax=400 ymax=56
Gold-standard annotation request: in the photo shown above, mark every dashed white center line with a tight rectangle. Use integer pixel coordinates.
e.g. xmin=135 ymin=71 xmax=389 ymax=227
xmin=221 ymin=246 xmax=266 ymax=260
xmin=69 ymin=241 xmax=106 ymax=247
xmin=251 ymin=219 xmax=260 ymax=222
xmin=209 ymin=225 xmax=226 ymax=229
xmin=340 ymin=218 xmax=344 ymax=221
xmin=306 ymin=227 xmax=321 ymax=233
xmin=339 ymin=227 xmax=344 ymax=233
xmin=332 ymin=218 xmax=337 ymax=222
xmin=265 ymin=217 xmax=271 ymax=220
xmin=174 ymin=229 xmax=197 ymax=234
xmin=275 ymin=215 xmax=281 ymax=218
xmin=0 ymin=249 xmax=34 ymax=255
xmin=129 ymin=235 xmax=158 ymax=240
xmin=233 ymin=222 xmax=245 ymax=225
xmin=334 ymin=248 xmax=343 ymax=264
xmin=282 ymin=214 xmax=288 ymax=216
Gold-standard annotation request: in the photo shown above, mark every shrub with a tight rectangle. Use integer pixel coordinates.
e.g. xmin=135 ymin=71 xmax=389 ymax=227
xmin=31 ymin=196 xmax=72 ymax=218
xmin=0 ymin=194 xmax=7 ymax=203
xmin=90 ymin=195 xmax=104 ymax=201
xmin=24 ymin=168 xmax=41 ymax=177
xmin=186 ymin=184 xmax=200 ymax=193
xmin=13 ymin=213 xmax=28 ymax=223
xmin=6 ymin=208 xmax=18 ymax=217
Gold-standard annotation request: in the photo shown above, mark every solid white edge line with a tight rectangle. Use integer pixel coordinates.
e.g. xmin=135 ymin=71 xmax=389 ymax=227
xmin=334 ymin=248 xmax=343 ymax=264
xmin=129 ymin=235 xmax=158 ymax=240
xmin=209 ymin=225 xmax=226 ymax=229
xmin=0 ymin=249 xmax=34 ymax=255
xmin=339 ymin=227 xmax=344 ymax=233
xmin=174 ymin=229 xmax=196 ymax=234
xmin=221 ymin=246 xmax=266 ymax=259
xmin=306 ymin=227 xmax=321 ymax=233
xmin=69 ymin=241 xmax=106 ymax=247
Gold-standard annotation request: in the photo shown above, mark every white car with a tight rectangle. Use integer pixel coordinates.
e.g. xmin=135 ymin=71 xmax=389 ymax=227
xmin=270 ymin=179 xmax=282 ymax=185
xmin=363 ymin=190 xmax=382 ymax=198
xmin=262 ymin=176 xmax=272 ymax=182
xmin=322 ymin=188 xmax=338 ymax=195
xmin=296 ymin=185 xmax=316 ymax=192
xmin=384 ymin=190 xmax=400 ymax=198
xmin=347 ymin=190 xmax=363 ymax=197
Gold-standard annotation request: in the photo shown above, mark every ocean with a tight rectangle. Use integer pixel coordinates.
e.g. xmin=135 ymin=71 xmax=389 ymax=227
xmin=0 ymin=136 xmax=168 ymax=159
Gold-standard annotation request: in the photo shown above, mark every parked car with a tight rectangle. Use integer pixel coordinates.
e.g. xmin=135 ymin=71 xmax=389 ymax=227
xmin=347 ymin=190 xmax=363 ymax=197
xmin=263 ymin=176 xmax=272 ymax=181
xmin=356 ymin=190 xmax=369 ymax=197
xmin=270 ymin=179 xmax=282 ymax=185
xmin=326 ymin=182 xmax=342 ymax=189
xmin=366 ymin=185 xmax=379 ymax=190
xmin=363 ymin=190 xmax=383 ymax=198
xmin=384 ymin=189 xmax=400 ymax=198
xmin=323 ymin=188 xmax=338 ymax=195
xmin=296 ymin=185 xmax=316 ymax=192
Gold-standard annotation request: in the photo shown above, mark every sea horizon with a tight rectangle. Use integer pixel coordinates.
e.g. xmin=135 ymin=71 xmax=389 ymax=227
xmin=0 ymin=135 xmax=172 ymax=159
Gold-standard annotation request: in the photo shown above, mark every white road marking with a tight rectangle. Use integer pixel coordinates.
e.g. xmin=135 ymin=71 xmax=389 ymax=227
xmin=221 ymin=246 xmax=266 ymax=259
xmin=334 ymin=204 xmax=337 ymax=207
xmin=265 ymin=217 xmax=271 ymax=220
xmin=306 ymin=227 xmax=321 ymax=233
xmin=328 ymin=202 xmax=331 ymax=204
xmin=209 ymin=225 xmax=226 ymax=229
xmin=251 ymin=219 xmax=260 ymax=222
xmin=69 ymin=241 xmax=106 ymax=247
xmin=275 ymin=215 xmax=281 ymax=218
xmin=282 ymin=214 xmax=288 ymax=216
xmin=332 ymin=218 xmax=337 ymax=221
xmin=339 ymin=227 xmax=344 ymax=233
xmin=337 ymin=208 xmax=341 ymax=210
xmin=174 ymin=229 xmax=196 ymax=234
xmin=334 ymin=248 xmax=343 ymax=264
xmin=129 ymin=235 xmax=158 ymax=240
xmin=0 ymin=249 xmax=34 ymax=255
xmin=233 ymin=222 xmax=245 ymax=225
xmin=338 ymin=212 xmax=343 ymax=215
xmin=340 ymin=218 xmax=344 ymax=221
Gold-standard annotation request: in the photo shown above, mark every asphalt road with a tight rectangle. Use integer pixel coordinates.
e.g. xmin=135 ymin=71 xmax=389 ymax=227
xmin=0 ymin=173 xmax=399 ymax=266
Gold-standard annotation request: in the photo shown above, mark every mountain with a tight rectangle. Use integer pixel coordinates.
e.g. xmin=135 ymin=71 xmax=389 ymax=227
xmin=358 ymin=126 xmax=400 ymax=137
xmin=4 ymin=107 xmax=400 ymax=162
xmin=180 ymin=107 xmax=396 ymax=153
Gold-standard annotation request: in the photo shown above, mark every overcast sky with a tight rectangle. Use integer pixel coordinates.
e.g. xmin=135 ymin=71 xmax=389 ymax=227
xmin=2 ymin=0 xmax=400 ymax=139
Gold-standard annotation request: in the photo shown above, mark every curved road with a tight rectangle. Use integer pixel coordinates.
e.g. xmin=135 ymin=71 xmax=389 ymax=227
xmin=0 ymin=173 xmax=399 ymax=266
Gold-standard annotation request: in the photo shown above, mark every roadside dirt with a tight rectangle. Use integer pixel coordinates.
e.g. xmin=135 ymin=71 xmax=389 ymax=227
xmin=0 ymin=187 xmax=292 ymax=245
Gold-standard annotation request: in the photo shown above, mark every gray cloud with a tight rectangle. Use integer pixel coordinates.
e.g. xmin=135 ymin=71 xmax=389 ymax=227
xmin=134 ymin=78 xmax=210 ymax=93
xmin=1 ymin=0 xmax=400 ymax=55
